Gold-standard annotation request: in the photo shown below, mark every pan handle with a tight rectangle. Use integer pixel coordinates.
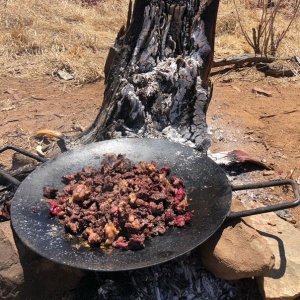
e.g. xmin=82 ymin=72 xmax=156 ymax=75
xmin=227 ymin=179 xmax=300 ymax=219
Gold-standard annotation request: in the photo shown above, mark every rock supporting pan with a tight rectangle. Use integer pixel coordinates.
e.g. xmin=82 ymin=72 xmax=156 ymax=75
xmin=9 ymin=138 xmax=300 ymax=271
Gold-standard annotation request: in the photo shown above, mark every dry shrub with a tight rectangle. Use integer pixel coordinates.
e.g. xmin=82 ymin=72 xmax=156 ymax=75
xmin=216 ymin=12 xmax=237 ymax=35
xmin=233 ymin=0 xmax=300 ymax=56
xmin=1 ymin=0 xmax=299 ymax=83
xmin=215 ymin=0 xmax=300 ymax=58
xmin=0 ymin=0 xmax=128 ymax=84
xmin=81 ymin=0 xmax=104 ymax=5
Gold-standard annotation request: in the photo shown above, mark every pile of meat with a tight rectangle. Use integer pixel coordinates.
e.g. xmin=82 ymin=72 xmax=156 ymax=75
xmin=43 ymin=154 xmax=192 ymax=250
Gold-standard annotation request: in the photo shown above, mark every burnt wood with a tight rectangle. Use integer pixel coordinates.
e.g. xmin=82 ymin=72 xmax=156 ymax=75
xmin=71 ymin=0 xmax=220 ymax=153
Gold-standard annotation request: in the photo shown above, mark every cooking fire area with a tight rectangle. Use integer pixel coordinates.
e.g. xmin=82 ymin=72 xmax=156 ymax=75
xmin=1 ymin=0 xmax=300 ymax=299
xmin=0 ymin=140 xmax=299 ymax=300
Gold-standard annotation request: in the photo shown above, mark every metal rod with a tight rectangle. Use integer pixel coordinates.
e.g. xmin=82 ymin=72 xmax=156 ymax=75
xmin=231 ymin=179 xmax=299 ymax=192
xmin=0 ymin=145 xmax=47 ymax=162
xmin=0 ymin=168 xmax=21 ymax=187
xmin=228 ymin=179 xmax=300 ymax=219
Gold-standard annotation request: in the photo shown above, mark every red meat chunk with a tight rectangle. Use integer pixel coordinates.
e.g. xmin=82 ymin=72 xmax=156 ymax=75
xmin=44 ymin=153 xmax=192 ymax=251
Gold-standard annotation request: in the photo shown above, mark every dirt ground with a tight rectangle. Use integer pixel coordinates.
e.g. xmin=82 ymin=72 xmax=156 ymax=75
xmin=0 ymin=77 xmax=103 ymax=167
xmin=209 ymin=78 xmax=300 ymax=176
xmin=208 ymin=76 xmax=300 ymax=224
xmin=0 ymin=74 xmax=299 ymax=220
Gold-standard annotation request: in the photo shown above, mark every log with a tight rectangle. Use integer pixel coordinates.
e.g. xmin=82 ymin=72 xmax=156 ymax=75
xmin=256 ymin=62 xmax=296 ymax=77
xmin=212 ymin=54 xmax=276 ymax=68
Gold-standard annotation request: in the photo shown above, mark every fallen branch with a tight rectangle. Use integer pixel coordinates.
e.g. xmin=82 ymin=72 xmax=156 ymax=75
xmin=256 ymin=62 xmax=296 ymax=77
xmin=212 ymin=54 xmax=298 ymax=78
xmin=212 ymin=54 xmax=276 ymax=67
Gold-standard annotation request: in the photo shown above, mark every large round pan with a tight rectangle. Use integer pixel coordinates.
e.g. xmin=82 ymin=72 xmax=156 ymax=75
xmin=10 ymin=138 xmax=300 ymax=272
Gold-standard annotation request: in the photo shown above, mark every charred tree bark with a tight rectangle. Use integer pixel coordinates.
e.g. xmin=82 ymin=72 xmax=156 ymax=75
xmin=71 ymin=0 xmax=220 ymax=153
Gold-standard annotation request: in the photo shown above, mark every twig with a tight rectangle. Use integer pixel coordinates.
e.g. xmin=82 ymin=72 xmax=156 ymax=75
xmin=233 ymin=0 xmax=255 ymax=50
xmin=275 ymin=0 xmax=300 ymax=51
xmin=282 ymin=109 xmax=298 ymax=115
xmin=259 ymin=114 xmax=277 ymax=119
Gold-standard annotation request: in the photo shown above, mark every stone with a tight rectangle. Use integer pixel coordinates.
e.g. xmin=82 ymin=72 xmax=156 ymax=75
xmin=198 ymin=218 xmax=275 ymax=280
xmin=0 ymin=221 xmax=86 ymax=298
xmin=0 ymin=221 xmax=24 ymax=299
xmin=239 ymin=199 xmax=300 ymax=300
xmin=56 ymin=69 xmax=74 ymax=81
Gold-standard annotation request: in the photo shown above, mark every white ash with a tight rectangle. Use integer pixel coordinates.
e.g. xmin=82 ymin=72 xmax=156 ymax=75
xmin=161 ymin=126 xmax=195 ymax=148
xmin=207 ymin=151 xmax=234 ymax=166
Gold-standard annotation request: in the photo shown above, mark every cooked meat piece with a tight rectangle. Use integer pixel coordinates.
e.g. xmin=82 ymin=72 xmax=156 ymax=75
xmin=104 ymin=222 xmax=119 ymax=245
xmin=44 ymin=154 xmax=192 ymax=251
xmin=62 ymin=174 xmax=75 ymax=183
xmin=160 ymin=167 xmax=171 ymax=176
xmin=65 ymin=221 xmax=79 ymax=234
xmin=149 ymin=202 xmax=164 ymax=215
xmin=112 ymin=236 xmax=129 ymax=249
xmin=48 ymin=200 xmax=62 ymax=216
xmin=128 ymin=234 xmax=145 ymax=250
xmin=175 ymin=196 xmax=189 ymax=213
xmin=175 ymin=187 xmax=186 ymax=201
xmin=159 ymin=174 xmax=172 ymax=188
xmin=128 ymin=192 xmax=137 ymax=204
xmin=43 ymin=187 xmax=58 ymax=199
xmin=174 ymin=215 xmax=186 ymax=227
xmin=119 ymin=179 xmax=128 ymax=193
xmin=135 ymin=198 xmax=149 ymax=207
xmin=164 ymin=208 xmax=176 ymax=222
xmin=85 ymin=228 xmax=101 ymax=245
xmin=157 ymin=226 xmax=166 ymax=235
xmin=183 ymin=212 xmax=193 ymax=222
xmin=125 ymin=218 xmax=141 ymax=233
xmin=170 ymin=176 xmax=184 ymax=187
xmin=63 ymin=184 xmax=73 ymax=194
xmin=72 ymin=184 xmax=90 ymax=202
xmin=128 ymin=214 xmax=135 ymax=222
xmin=145 ymin=162 xmax=157 ymax=172
xmin=150 ymin=191 xmax=167 ymax=202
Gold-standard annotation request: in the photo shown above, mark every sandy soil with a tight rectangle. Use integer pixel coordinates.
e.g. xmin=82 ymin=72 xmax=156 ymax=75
xmin=209 ymin=79 xmax=300 ymax=176
xmin=0 ymin=77 xmax=103 ymax=167
xmin=0 ymin=75 xmax=299 ymax=221
xmin=208 ymin=78 xmax=300 ymax=225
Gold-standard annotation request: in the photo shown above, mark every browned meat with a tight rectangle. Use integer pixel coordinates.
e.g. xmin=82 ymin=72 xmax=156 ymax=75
xmin=104 ymin=222 xmax=119 ymax=245
xmin=43 ymin=154 xmax=193 ymax=251
xmin=72 ymin=184 xmax=91 ymax=202
xmin=128 ymin=234 xmax=145 ymax=250
xmin=85 ymin=228 xmax=101 ymax=245
xmin=43 ymin=187 xmax=58 ymax=199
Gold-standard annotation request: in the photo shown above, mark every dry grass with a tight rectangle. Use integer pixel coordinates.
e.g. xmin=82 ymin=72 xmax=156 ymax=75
xmin=215 ymin=0 xmax=300 ymax=58
xmin=0 ymin=0 xmax=128 ymax=84
xmin=0 ymin=0 xmax=298 ymax=84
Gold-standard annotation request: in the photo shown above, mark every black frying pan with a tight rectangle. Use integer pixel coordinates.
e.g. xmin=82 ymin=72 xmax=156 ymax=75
xmin=10 ymin=138 xmax=300 ymax=272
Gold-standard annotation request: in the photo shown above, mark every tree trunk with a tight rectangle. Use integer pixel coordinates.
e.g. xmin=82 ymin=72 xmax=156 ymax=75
xmin=69 ymin=0 xmax=220 ymax=153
